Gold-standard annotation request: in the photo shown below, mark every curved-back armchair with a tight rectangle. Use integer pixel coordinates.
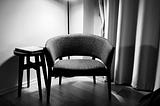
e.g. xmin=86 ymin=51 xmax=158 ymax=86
xmin=44 ymin=33 xmax=115 ymax=103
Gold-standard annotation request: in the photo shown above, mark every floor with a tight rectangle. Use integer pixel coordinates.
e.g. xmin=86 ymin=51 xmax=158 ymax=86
xmin=0 ymin=76 xmax=150 ymax=106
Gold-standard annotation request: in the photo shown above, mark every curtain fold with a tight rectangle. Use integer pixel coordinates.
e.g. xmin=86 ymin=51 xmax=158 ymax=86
xmin=131 ymin=0 xmax=160 ymax=91
xmin=98 ymin=0 xmax=105 ymax=37
xmin=114 ymin=0 xmax=139 ymax=85
xmin=100 ymin=0 xmax=160 ymax=91
xmin=154 ymin=42 xmax=160 ymax=90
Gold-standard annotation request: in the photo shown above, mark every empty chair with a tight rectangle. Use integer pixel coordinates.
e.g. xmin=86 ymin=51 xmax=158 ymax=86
xmin=44 ymin=33 xmax=115 ymax=103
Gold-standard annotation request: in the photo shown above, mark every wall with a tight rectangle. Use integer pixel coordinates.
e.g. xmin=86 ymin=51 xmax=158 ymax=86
xmin=0 ymin=0 xmax=67 ymax=93
xmin=70 ymin=0 xmax=100 ymax=35
xmin=83 ymin=0 xmax=95 ymax=34
xmin=70 ymin=0 xmax=83 ymax=33
xmin=84 ymin=0 xmax=100 ymax=35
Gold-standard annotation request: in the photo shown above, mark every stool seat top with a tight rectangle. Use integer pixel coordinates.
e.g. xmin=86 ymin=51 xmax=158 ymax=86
xmin=14 ymin=46 xmax=44 ymax=55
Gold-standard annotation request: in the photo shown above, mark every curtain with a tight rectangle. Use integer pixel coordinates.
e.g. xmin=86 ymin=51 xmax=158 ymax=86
xmin=98 ymin=0 xmax=119 ymax=81
xmin=101 ymin=0 xmax=160 ymax=91
xmin=98 ymin=0 xmax=105 ymax=37
xmin=131 ymin=0 xmax=160 ymax=91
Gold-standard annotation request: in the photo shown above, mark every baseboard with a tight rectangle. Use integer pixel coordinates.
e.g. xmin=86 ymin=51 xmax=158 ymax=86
xmin=0 ymin=78 xmax=37 ymax=95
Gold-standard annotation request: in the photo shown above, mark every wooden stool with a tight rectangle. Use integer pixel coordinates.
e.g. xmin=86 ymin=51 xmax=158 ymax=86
xmin=14 ymin=46 xmax=48 ymax=100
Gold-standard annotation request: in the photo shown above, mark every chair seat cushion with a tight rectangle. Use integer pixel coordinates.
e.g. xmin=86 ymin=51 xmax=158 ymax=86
xmin=53 ymin=59 xmax=107 ymax=76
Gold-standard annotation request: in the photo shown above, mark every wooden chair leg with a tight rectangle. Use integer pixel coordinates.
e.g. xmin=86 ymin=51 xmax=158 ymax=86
xmin=26 ymin=56 xmax=30 ymax=88
xmin=92 ymin=57 xmax=96 ymax=84
xmin=40 ymin=54 xmax=48 ymax=89
xmin=35 ymin=56 xmax=42 ymax=100
xmin=18 ymin=56 xmax=24 ymax=97
xmin=59 ymin=76 xmax=62 ymax=85
xmin=47 ymin=75 xmax=52 ymax=103
xmin=107 ymin=75 xmax=111 ymax=101
xmin=93 ymin=76 xmax=96 ymax=84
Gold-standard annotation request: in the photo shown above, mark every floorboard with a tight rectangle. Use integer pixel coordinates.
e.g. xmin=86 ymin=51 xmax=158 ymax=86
xmin=0 ymin=77 xmax=150 ymax=106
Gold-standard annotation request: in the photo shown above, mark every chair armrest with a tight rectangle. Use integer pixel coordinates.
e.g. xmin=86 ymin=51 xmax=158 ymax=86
xmin=106 ymin=47 xmax=115 ymax=69
xmin=43 ymin=47 xmax=54 ymax=68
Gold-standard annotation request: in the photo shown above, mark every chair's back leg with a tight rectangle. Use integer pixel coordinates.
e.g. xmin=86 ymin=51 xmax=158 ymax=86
xmin=47 ymin=66 xmax=52 ymax=103
xmin=59 ymin=76 xmax=62 ymax=85
xmin=93 ymin=76 xmax=96 ymax=84
xmin=107 ymin=75 xmax=111 ymax=100
xmin=92 ymin=57 xmax=96 ymax=84
xmin=47 ymin=75 xmax=51 ymax=103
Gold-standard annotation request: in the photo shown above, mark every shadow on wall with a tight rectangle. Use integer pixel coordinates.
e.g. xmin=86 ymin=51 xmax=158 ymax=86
xmin=0 ymin=56 xmax=18 ymax=93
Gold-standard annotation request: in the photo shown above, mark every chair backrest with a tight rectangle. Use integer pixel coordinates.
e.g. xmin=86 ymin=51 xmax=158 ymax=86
xmin=45 ymin=33 xmax=114 ymax=66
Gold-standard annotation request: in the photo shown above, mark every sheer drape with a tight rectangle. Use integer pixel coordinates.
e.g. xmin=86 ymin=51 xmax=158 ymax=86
xmin=101 ymin=0 xmax=160 ymax=91
xmin=98 ymin=0 xmax=105 ymax=37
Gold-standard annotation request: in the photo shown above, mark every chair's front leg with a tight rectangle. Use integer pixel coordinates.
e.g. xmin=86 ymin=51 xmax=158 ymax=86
xmin=47 ymin=67 xmax=52 ymax=103
xmin=47 ymin=75 xmax=51 ymax=103
xmin=107 ymin=71 xmax=111 ymax=101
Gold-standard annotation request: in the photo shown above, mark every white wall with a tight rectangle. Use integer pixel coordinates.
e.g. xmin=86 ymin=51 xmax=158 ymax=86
xmin=69 ymin=0 xmax=100 ymax=35
xmin=83 ymin=0 xmax=95 ymax=34
xmin=0 ymin=0 xmax=67 ymax=93
xmin=70 ymin=0 xmax=83 ymax=33
xmin=70 ymin=0 xmax=100 ymax=34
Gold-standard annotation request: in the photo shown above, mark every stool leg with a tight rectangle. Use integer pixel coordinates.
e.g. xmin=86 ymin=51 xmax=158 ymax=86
xmin=26 ymin=56 xmax=30 ymax=88
xmin=35 ymin=56 xmax=42 ymax=100
xmin=18 ymin=56 xmax=24 ymax=97
xmin=40 ymin=54 xmax=48 ymax=89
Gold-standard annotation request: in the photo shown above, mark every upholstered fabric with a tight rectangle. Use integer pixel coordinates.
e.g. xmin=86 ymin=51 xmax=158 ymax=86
xmin=44 ymin=33 xmax=115 ymax=103
xmin=45 ymin=34 xmax=113 ymax=66
xmin=53 ymin=59 xmax=107 ymax=77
